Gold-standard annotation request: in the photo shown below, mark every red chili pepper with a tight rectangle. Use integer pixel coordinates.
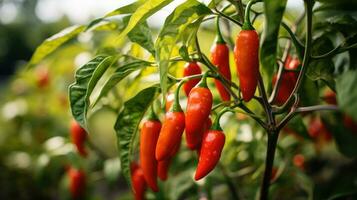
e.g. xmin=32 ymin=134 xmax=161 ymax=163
xmin=185 ymin=75 xmax=213 ymax=150
xmin=70 ymin=120 xmax=87 ymax=157
xmin=323 ymin=90 xmax=337 ymax=105
xmin=194 ymin=115 xmax=225 ymax=181
xmin=196 ymin=117 xmax=212 ymax=155
xmin=156 ymin=84 xmax=185 ymax=161
xmin=131 ymin=162 xmax=147 ymax=200
xmin=211 ymin=17 xmax=231 ymax=101
xmin=68 ymin=167 xmax=86 ymax=199
xmin=140 ymin=108 xmax=161 ymax=192
xmin=183 ymin=61 xmax=202 ymax=96
xmin=157 ymin=140 xmax=181 ymax=181
xmin=272 ymin=57 xmax=300 ymax=106
xmin=234 ymin=3 xmax=260 ymax=102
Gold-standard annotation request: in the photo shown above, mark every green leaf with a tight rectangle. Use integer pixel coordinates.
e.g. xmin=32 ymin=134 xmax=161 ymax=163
xmin=86 ymin=1 xmax=143 ymax=30
xmin=114 ymin=0 xmax=174 ymax=45
xmin=299 ymin=77 xmax=319 ymax=106
xmin=322 ymin=113 xmax=357 ymax=157
xmin=69 ymin=55 xmax=115 ymax=128
xmin=123 ymin=16 xmax=155 ymax=55
xmin=260 ymin=0 xmax=288 ymax=88
xmin=28 ymin=25 xmax=85 ymax=67
xmin=155 ymin=0 xmax=212 ymax=104
xmin=114 ymin=86 xmax=158 ymax=187
xmin=286 ymin=115 xmax=311 ymax=140
xmin=93 ymin=60 xmax=152 ymax=106
xmin=336 ymin=70 xmax=357 ymax=122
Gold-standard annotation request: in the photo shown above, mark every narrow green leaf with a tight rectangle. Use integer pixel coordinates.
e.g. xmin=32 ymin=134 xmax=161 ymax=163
xmin=322 ymin=113 xmax=357 ymax=157
xmin=114 ymin=86 xmax=158 ymax=187
xmin=28 ymin=25 xmax=85 ymax=67
xmin=336 ymin=70 xmax=357 ymax=122
xmin=155 ymin=0 xmax=212 ymax=104
xmin=93 ymin=60 xmax=152 ymax=106
xmin=69 ymin=55 xmax=115 ymax=128
xmin=260 ymin=0 xmax=288 ymax=87
xmin=114 ymin=0 xmax=174 ymax=45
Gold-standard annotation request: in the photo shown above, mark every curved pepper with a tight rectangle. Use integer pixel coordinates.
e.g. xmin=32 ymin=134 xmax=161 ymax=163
xmin=183 ymin=61 xmax=202 ymax=96
xmin=185 ymin=74 xmax=213 ymax=150
xmin=211 ymin=17 xmax=231 ymax=101
xmin=140 ymin=108 xmax=161 ymax=192
xmin=156 ymin=83 xmax=185 ymax=161
xmin=194 ymin=110 xmax=226 ymax=181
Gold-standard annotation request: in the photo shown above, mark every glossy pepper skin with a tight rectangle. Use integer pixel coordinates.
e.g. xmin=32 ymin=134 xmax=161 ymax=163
xmin=234 ymin=30 xmax=259 ymax=102
xmin=155 ymin=111 xmax=185 ymax=161
xmin=68 ymin=167 xmax=86 ymax=199
xmin=211 ymin=43 xmax=231 ymax=101
xmin=185 ymin=78 xmax=213 ymax=150
xmin=131 ymin=163 xmax=147 ymax=200
xmin=70 ymin=120 xmax=87 ymax=157
xmin=140 ymin=114 xmax=161 ymax=192
xmin=272 ymin=57 xmax=300 ymax=105
xmin=183 ymin=62 xmax=202 ymax=96
xmin=195 ymin=129 xmax=225 ymax=180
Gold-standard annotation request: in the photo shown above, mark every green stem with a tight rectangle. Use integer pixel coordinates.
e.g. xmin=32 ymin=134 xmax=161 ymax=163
xmin=242 ymin=0 xmax=261 ymax=30
xmin=171 ymin=81 xmax=185 ymax=112
xmin=197 ymin=71 xmax=210 ymax=88
xmin=147 ymin=105 xmax=159 ymax=121
xmin=212 ymin=108 xmax=234 ymax=131
xmin=215 ymin=16 xmax=226 ymax=44
xmin=277 ymin=0 xmax=314 ymax=114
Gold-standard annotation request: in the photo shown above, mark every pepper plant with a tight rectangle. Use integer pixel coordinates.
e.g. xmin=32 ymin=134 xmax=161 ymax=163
xmin=28 ymin=0 xmax=357 ymax=199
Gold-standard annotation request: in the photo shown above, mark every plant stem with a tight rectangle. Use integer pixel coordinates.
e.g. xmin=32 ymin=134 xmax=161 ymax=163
xmin=259 ymin=131 xmax=279 ymax=200
xmin=277 ymin=0 xmax=314 ymax=114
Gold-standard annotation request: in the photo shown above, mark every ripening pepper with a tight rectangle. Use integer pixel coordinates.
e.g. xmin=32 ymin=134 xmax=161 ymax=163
xmin=140 ymin=108 xmax=161 ymax=192
xmin=185 ymin=75 xmax=213 ymax=150
xmin=211 ymin=17 xmax=231 ymax=101
xmin=68 ymin=167 xmax=86 ymax=199
xmin=70 ymin=120 xmax=87 ymax=157
xmin=131 ymin=162 xmax=147 ymax=200
xmin=308 ymin=117 xmax=332 ymax=141
xmin=234 ymin=3 xmax=260 ymax=102
xmin=195 ymin=114 xmax=225 ymax=181
xmin=156 ymin=85 xmax=185 ymax=161
xmin=272 ymin=57 xmax=300 ymax=105
xmin=183 ymin=62 xmax=202 ymax=96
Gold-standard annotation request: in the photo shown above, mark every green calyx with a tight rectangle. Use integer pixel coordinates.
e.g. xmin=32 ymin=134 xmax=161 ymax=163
xmin=242 ymin=0 xmax=260 ymax=31
xmin=211 ymin=108 xmax=235 ymax=131
xmin=215 ymin=16 xmax=226 ymax=44
xmin=197 ymin=71 xmax=210 ymax=88
xmin=147 ymin=105 xmax=159 ymax=121
xmin=170 ymin=81 xmax=184 ymax=112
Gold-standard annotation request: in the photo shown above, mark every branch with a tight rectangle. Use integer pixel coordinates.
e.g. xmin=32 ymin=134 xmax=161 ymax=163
xmin=311 ymin=42 xmax=357 ymax=60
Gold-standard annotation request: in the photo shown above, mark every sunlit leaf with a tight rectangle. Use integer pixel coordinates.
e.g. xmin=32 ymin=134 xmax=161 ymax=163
xmin=155 ymin=0 xmax=212 ymax=104
xmin=69 ymin=55 xmax=116 ymax=128
xmin=28 ymin=25 xmax=85 ymax=67
xmin=93 ymin=60 xmax=152 ymax=106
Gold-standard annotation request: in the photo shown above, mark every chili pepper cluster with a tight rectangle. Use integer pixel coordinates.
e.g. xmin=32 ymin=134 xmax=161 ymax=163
xmin=130 ymin=5 xmax=308 ymax=199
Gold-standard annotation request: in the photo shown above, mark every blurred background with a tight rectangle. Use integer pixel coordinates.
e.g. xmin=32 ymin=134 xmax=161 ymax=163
xmin=0 ymin=0 xmax=356 ymax=200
